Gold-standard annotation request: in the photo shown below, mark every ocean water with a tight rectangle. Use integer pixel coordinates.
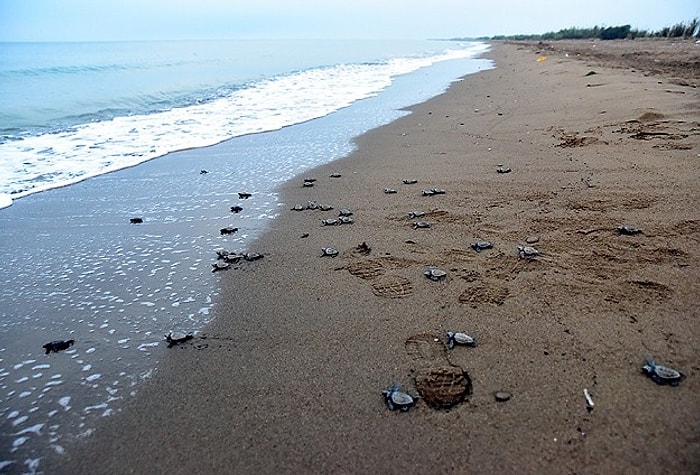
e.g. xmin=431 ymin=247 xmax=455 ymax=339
xmin=0 ymin=39 xmax=491 ymax=472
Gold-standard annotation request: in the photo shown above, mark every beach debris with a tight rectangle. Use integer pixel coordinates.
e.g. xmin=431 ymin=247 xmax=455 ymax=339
xmin=496 ymin=166 xmax=512 ymax=174
xmin=230 ymin=205 xmax=243 ymax=213
xmin=583 ymin=388 xmax=595 ymax=411
xmin=355 ymin=242 xmax=371 ymax=255
xmin=43 ymin=339 xmax=75 ymax=355
xmin=329 ymin=172 xmax=342 ymax=178
xmin=200 ymin=169 xmax=208 ymax=174
xmin=403 ymin=179 xmax=418 ymax=184
xmin=220 ymin=226 xmax=238 ymax=235
xmin=238 ymin=192 xmax=252 ymax=199
xmin=244 ymin=252 xmax=264 ymax=261
xmin=321 ymin=247 xmax=339 ymax=258
xmin=291 ymin=204 xmax=305 ymax=211
xmin=446 ymin=332 xmax=477 ymax=349
xmin=338 ymin=209 xmax=353 ymax=217
xmin=494 ymin=391 xmax=512 ymax=402
xmin=617 ymin=224 xmax=642 ymax=235
xmin=302 ymin=181 xmax=314 ymax=188
xmin=339 ymin=216 xmax=354 ymax=225
xmin=413 ymin=221 xmax=432 ymax=229
xmin=129 ymin=217 xmax=143 ymax=224
xmin=642 ymin=356 xmax=683 ymax=386
xmin=414 ymin=366 xmax=472 ymax=409
xmin=165 ymin=331 xmax=193 ymax=348
xmin=382 ymin=382 xmax=416 ymax=412
xmin=322 ymin=218 xmax=341 ymax=226
xmin=384 ymin=188 xmax=397 ymax=194
xmin=424 ymin=267 xmax=447 ymax=281
xmin=408 ymin=211 xmax=425 ymax=219
xmin=471 ymin=240 xmax=493 ymax=252
xmin=518 ymin=246 xmax=539 ymax=259
xmin=212 ymin=261 xmax=231 ymax=272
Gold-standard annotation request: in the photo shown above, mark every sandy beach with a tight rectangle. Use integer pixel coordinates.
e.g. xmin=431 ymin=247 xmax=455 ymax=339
xmin=50 ymin=39 xmax=699 ymax=474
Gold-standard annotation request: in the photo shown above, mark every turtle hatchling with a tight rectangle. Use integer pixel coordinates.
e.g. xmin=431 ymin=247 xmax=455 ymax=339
xmin=291 ymin=204 xmax=305 ymax=211
xmin=329 ymin=172 xmax=342 ymax=178
xmin=339 ymin=216 xmax=354 ymax=225
xmin=471 ymin=240 xmax=493 ymax=252
xmin=384 ymin=188 xmax=397 ymax=194
xmin=642 ymin=357 xmax=683 ymax=386
xmin=302 ymin=181 xmax=314 ymax=188
xmin=220 ymin=226 xmax=238 ymax=235
xmin=617 ymin=224 xmax=642 ymax=235
xmin=424 ymin=267 xmax=447 ymax=281
xmin=230 ymin=205 xmax=243 ymax=213
xmin=447 ymin=332 xmax=477 ymax=349
xmin=244 ymin=252 xmax=264 ymax=261
xmin=319 ymin=204 xmax=334 ymax=211
xmin=321 ymin=247 xmax=339 ymax=258
xmin=408 ymin=211 xmax=425 ymax=219
xmin=422 ymin=189 xmax=435 ymax=196
xmin=338 ymin=209 xmax=353 ymax=217
xmin=212 ymin=261 xmax=231 ymax=272
xmin=322 ymin=218 xmax=341 ymax=226
xmin=382 ymin=382 xmax=416 ymax=412
xmin=413 ymin=221 xmax=431 ymax=229
xmin=518 ymin=246 xmax=539 ymax=258
xmin=43 ymin=339 xmax=75 ymax=354
xmin=496 ymin=166 xmax=512 ymax=174
xmin=403 ymin=179 xmax=418 ymax=184
xmin=165 ymin=331 xmax=193 ymax=348
xmin=430 ymin=188 xmax=446 ymax=195
xmin=238 ymin=192 xmax=252 ymax=199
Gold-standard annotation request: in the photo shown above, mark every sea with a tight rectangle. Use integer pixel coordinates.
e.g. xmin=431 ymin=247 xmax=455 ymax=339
xmin=0 ymin=39 xmax=491 ymax=472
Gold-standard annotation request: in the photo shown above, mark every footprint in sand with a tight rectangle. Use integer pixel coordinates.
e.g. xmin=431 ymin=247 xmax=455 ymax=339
xmin=371 ymin=275 xmax=413 ymax=298
xmin=404 ymin=333 xmax=472 ymax=409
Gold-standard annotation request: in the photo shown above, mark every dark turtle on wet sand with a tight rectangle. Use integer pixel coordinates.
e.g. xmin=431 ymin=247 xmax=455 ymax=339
xmin=165 ymin=331 xmax=193 ymax=348
xmin=471 ymin=240 xmax=493 ymax=252
xmin=413 ymin=221 xmax=431 ymax=229
xmin=130 ymin=217 xmax=143 ymax=224
xmin=447 ymin=331 xmax=477 ymax=349
xmin=424 ymin=267 xmax=447 ymax=281
xmin=238 ymin=192 xmax=252 ymax=199
xmin=212 ymin=261 xmax=231 ymax=272
xmin=230 ymin=205 xmax=243 ymax=213
xmin=382 ymin=383 xmax=416 ymax=412
xmin=617 ymin=224 xmax=642 ymax=235
xmin=43 ymin=339 xmax=75 ymax=354
xmin=642 ymin=357 xmax=683 ymax=386
xmin=220 ymin=226 xmax=238 ymax=235
xmin=518 ymin=246 xmax=539 ymax=258
xmin=321 ymin=247 xmax=339 ymax=257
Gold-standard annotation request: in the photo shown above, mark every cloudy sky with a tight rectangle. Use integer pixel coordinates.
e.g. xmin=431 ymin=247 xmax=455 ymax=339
xmin=1 ymin=0 xmax=698 ymax=42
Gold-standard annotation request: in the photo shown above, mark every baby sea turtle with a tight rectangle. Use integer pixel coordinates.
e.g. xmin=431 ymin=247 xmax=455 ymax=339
xmin=408 ymin=211 xmax=425 ymax=219
xmin=403 ymin=179 xmax=418 ymax=184
xmin=43 ymin=339 xmax=75 ymax=355
xmin=238 ymin=192 xmax=252 ymax=199
xmin=422 ymin=189 xmax=435 ymax=196
xmin=321 ymin=247 xmax=339 ymax=258
xmin=319 ymin=204 xmax=334 ymax=211
xmin=215 ymin=248 xmax=231 ymax=259
xmin=306 ymin=200 xmax=319 ymax=210
xmin=496 ymin=166 xmax=512 ymax=174
xmin=424 ymin=267 xmax=447 ymax=281
xmin=291 ymin=204 xmax=305 ymax=211
xmin=244 ymin=252 xmax=264 ymax=261
xmin=224 ymin=253 xmax=243 ymax=263
xmin=302 ymin=181 xmax=314 ymax=188
xmin=617 ymin=224 xmax=642 ymax=235
xmin=329 ymin=172 xmax=342 ymax=178
xmin=642 ymin=357 xmax=683 ymax=386
xmin=220 ymin=226 xmax=238 ymax=235
xmin=212 ymin=261 xmax=231 ymax=272
xmin=200 ymin=169 xmax=208 ymax=174
xmin=339 ymin=216 xmax=354 ymax=225
xmin=471 ymin=240 xmax=493 ymax=252
xmin=382 ymin=383 xmax=416 ymax=412
xmin=322 ymin=218 xmax=341 ymax=226
xmin=230 ymin=205 xmax=243 ymax=213
xmin=413 ymin=221 xmax=431 ymax=229
xmin=518 ymin=246 xmax=539 ymax=258
xmin=384 ymin=188 xmax=397 ymax=194
xmin=447 ymin=332 xmax=477 ymax=349
xmin=303 ymin=178 xmax=317 ymax=183
xmin=129 ymin=217 xmax=143 ymax=224
xmin=338 ymin=209 xmax=353 ymax=217
xmin=430 ymin=188 xmax=446 ymax=195
xmin=165 ymin=331 xmax=193 ymax=348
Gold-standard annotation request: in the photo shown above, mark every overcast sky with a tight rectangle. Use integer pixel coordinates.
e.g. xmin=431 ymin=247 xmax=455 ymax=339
xmin=1 ymin=0 xmax=698 ymax=42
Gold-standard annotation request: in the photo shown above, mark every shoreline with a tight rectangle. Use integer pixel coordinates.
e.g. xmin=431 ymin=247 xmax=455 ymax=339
xmin=51 ymin=40 xmax=699 ymax=473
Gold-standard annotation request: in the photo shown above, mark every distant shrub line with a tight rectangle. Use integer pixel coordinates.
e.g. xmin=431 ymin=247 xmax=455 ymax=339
xmin=480 ymin=18 xmax=700 ymax=41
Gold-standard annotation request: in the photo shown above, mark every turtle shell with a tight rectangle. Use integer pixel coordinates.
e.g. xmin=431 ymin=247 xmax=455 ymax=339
xmin=447 ymin=331 xmax=476 ymax=349
xmin=382 ymin=383 xmax=415 ymax=412
xmin=424 ymin=267 xmax=447 ymax=281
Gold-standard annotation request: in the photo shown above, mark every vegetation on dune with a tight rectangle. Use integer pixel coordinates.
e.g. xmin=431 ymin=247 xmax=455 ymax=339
xmin=471 ymin=18 xmax=700 ymax=41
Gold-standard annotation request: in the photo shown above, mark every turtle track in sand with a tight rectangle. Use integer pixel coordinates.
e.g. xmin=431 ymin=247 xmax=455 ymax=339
xmin=404 ymin=333 xmax=472 ymax=409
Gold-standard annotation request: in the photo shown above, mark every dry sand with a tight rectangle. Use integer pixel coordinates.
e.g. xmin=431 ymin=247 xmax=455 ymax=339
xmin=52 ymin=40 xmax=699 ymax=474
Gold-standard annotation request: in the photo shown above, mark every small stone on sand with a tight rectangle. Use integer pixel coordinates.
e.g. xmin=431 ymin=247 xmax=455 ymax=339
xmin=494 ymin=391 xmax=512 ymax=402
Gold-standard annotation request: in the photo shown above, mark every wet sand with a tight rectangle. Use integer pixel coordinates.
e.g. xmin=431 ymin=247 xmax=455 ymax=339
xmin=52 ymin=40 xmax=699 ymax=474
